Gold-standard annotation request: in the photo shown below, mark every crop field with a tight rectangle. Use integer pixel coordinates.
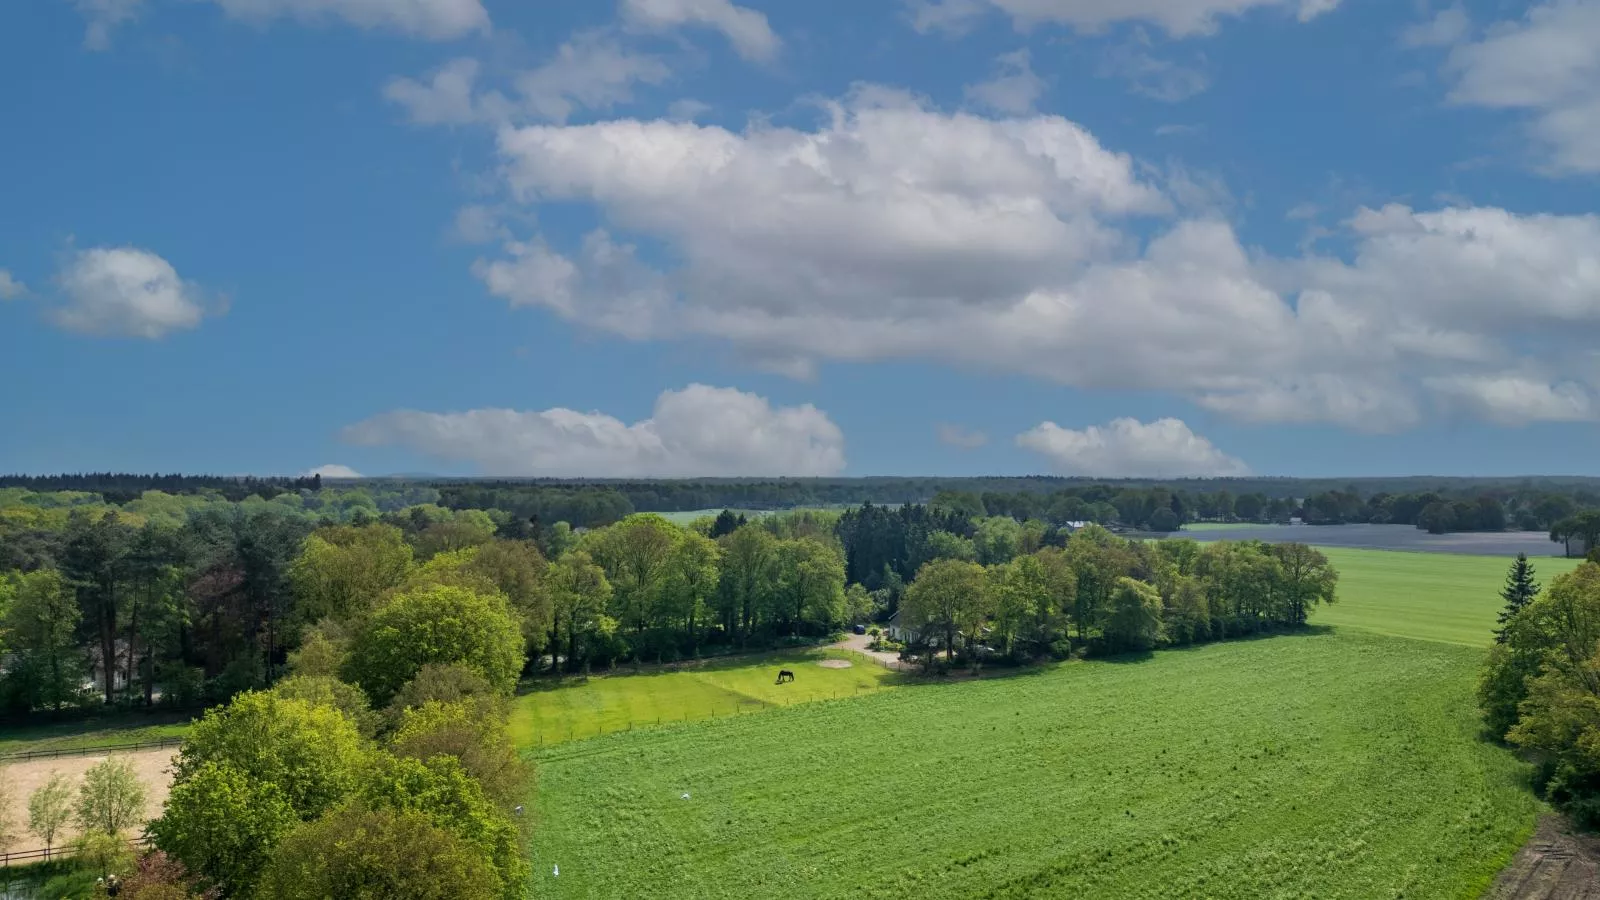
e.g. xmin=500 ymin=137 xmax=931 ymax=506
xmin=510 ymin=649 xmax=902 ymax=748
xmin=1312 ymin=547 xmax=1581 ymax=646
xmin=525 ymin=630 xmax=1538 ymax=899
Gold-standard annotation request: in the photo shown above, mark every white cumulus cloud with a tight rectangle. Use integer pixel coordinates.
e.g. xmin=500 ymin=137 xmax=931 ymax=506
xmin=1017 ymin=418 xmax=1250 ymax=477
xmin=1442 ymin=0 xmax=1600 ymax=174
xmin=937 ymin=423 xmax=990 ymax=449
xmin=621 ymin=0 xmax=781 ymax=62
xmin=340 ymin=385 xmax=846 ymax=477
xmin=965 ymin=50 xmax=1046 ymax=114
xmin=0 ymin=270 xmax=26 ymax=300
xmin=69 ymin=0 xmax=143 ymax=50
xmin=910 ymin=0 xmax=1341 ymax=38
xmin=1424 ymin=374 xmax=1596 ymax=426
xmin=53 ymin=247 xmax=212 ymax=338
xmin=465 ymin=87 xmax=1600 ymax=432
xmin=304 ymin=464 xmax=364 ymax=478
xmin=207 ymin=0 xmax=489 ymax=40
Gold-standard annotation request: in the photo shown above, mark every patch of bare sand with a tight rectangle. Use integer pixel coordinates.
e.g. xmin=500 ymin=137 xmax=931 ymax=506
xmin=1487 ymin=815 xmax=1600 ymax=900
xmin=0 ymin=748 xmax=177 ymax=847
xmin=815 ymin=659 xmax=853 ymax=669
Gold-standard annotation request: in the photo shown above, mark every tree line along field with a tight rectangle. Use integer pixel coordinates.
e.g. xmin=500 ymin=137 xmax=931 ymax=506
xmin=524 ymin=630 xmax=1537 ymax=899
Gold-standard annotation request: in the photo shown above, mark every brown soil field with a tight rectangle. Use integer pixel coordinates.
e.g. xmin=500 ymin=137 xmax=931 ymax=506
xmin=1487 ymin=815 xmax=1600 ymax=900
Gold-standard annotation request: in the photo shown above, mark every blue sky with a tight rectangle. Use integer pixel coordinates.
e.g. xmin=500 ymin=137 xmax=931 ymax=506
xmin=3 ymin=0 xmax=1600 ymax=479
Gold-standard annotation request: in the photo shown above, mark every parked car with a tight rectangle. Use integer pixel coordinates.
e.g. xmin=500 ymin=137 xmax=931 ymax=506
xmin=852 ymin=624 xmax=867 ymax=635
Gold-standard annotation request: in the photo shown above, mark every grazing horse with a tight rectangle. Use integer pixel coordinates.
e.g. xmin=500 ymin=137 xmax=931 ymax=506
xmin=776 ymin=669 xmax=795 ymax=684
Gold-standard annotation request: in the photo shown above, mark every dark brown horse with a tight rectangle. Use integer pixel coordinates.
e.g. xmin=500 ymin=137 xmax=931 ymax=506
xmin=775 ymin=669 xmax=795 ymax=684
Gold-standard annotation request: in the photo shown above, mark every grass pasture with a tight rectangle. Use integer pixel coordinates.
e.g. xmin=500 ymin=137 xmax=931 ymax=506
xmin=526 ymin=630 xmax=1538 ymax=899
xmin=0 ymin=711 xmax=191 ymax=757
xmin=1312 ymin=547 xmax=1581 ymax=647
xmin=510 ymin=649 xmax=901 ymax=748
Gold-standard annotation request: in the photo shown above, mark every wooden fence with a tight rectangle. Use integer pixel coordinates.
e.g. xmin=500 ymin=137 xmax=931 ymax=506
xmin=0 ymin=737 xmax=183 ymax=764
xmin=1 ymin=837 xmax=150 ymax=868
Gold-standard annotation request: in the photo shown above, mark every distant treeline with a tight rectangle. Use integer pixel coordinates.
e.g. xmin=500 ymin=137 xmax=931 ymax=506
xmin=0 ymin=472 xmax=322 ymax=502
xmin=437 ymin=479 xmax=1599 ymax=535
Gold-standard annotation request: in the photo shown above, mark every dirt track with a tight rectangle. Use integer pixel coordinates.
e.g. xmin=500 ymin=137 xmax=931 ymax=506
xmin=1 ymin=748 xmax=177 ymax=847
xmin=1487 ymin=815 xmax=1600 ymax=900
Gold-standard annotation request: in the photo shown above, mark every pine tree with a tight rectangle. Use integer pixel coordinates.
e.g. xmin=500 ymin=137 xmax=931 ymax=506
xmin=1493 ymin=553 xmax=1540 ymax=643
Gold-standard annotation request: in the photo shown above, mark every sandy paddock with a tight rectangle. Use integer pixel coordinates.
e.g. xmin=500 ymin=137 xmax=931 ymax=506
xmin=0 ymin=748 xmax=177 ymax=848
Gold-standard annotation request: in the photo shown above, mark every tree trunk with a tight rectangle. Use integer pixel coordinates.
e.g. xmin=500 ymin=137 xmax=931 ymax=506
xmin=101 ymin=578 xmax=117 ymax=706
xmin=125 ymin=589 xmax=140 ymax=706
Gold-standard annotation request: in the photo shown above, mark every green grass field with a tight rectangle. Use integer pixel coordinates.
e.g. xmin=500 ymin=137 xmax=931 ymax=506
xmin=526 ymin=630 xmax=1538 ymax=899
xmin=0 ymin=712 xmax=192 ymax=756
xmin=1312 ymin=547 xmax=1581 ymax=647
xmin=510 ymin=649 xmax=901 ymax=748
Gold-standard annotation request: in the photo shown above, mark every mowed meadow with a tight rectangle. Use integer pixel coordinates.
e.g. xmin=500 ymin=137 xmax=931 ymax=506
xmin=518 ymin=546 xmax=1556 ymax=898
xmin=1314 ymin=548 xmax=1581 ymax=646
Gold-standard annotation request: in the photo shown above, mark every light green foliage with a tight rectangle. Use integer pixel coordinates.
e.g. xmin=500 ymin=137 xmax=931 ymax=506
xmin=1 ymin=569 xmax=84 ymax=711
xmin=510 ymin=649 xmax=896 ymax=747
xmin=467 ymin=540 xmax=553 ymax=656
xmin=775 ymin=537 xmax=846 ymax=632
xmin=27 ymin=772 xmax=74 ymax=853
xmin=74 ymin=757 xmax=147 ymax=836
xmin=1105 ymin=577 xmax=1164 ymax=652
xmin=714 ymin=525 xmax=779 ymax=638
xmin=526 ymin=632 xmax=1538 ymax=899
xmin=844 ymin=583 xmax=874 ymax=624
xmin=286 ymin=622 xmax=346 ymax=678
xmin=1485 ymin=563 xmax=1600 ymax=824
xmin=168 ymin=692 xmax=368 ymax=820
xmin=390 ymin=700 xmax=529 ymax=806
xmin=901 ymin=559 xmax=989 ymax=659
xmin=289 ymin=524 xmax=414 ymax=623
xmin=343 ymin=584 xmax=525 ymax=705
xmin=388 ymin=663 xmax=504 ymax=718
xmin=355 ymin=755 xmax=525 ymax=899
xmin=661 ymin=532 xmax=720 ymax=640
xmin=149 ymin=761 xmax=299 ymax=895
xmin=1311 ymin=548 xmax=1581 ymax=646
xmin=255 ymin=805 xmax=499 ymax=900
xmin=585 ymin=514 xmax=683 ymax=635
xmin=548 ymin=551 xmax=615 ymax=670
xmin=922 ymin=529 xmax=977 ymax=563
xmin=271 ymin=674 xmax=380 ymax=737
xmin=71 ymin=829 xmax=136 ymax=879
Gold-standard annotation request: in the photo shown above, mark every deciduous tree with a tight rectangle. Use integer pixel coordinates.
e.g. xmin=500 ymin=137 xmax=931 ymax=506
xmin=27 ymin=771 xmax=74 ymax=858
xmin=343 ymin=585 xmax=524 ymax=704
xmin=75 ymin=757 xmax=147 ymax=836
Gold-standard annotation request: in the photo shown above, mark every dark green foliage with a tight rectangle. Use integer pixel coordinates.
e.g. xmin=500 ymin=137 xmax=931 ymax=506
xmin=1479 ymin=562 xmax=1600 ymax=824
xmin=1494 ymin=553 xmax=1540 ymax=643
